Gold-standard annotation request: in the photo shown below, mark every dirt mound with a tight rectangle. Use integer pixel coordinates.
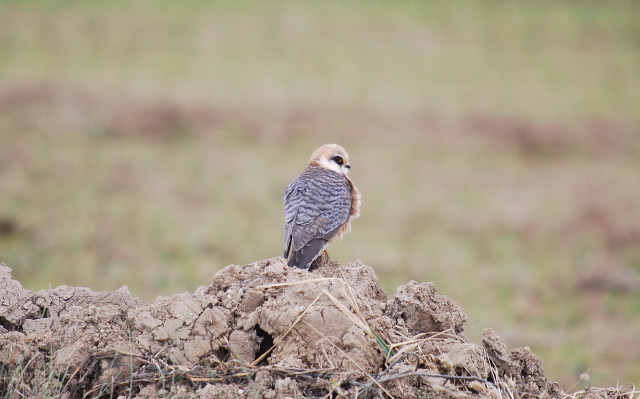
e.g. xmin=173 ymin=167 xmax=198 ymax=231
xmin=0 ymin=258 xmax=633 ymax=398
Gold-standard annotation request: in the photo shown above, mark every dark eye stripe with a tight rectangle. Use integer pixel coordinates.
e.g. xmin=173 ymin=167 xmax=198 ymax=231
xmin=332 ymin=156 xmax=343 ymax=165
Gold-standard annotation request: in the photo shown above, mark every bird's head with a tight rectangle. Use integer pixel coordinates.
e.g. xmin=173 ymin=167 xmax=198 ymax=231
xmin=309 ymin=144 xmax=352 ymax=176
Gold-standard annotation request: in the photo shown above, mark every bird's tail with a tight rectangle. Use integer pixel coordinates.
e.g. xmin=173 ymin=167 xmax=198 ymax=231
xmin=287 ymin=238 xmax=327 ymax=271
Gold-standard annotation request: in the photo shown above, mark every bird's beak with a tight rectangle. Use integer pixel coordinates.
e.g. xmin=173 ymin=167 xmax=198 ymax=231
xmin=345 ymin=163 xmax=351 ymax=170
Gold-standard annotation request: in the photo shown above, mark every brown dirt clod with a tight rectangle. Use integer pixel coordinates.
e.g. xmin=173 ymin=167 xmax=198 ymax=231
xmin=0 ymin=259 xmax=624 ymax=398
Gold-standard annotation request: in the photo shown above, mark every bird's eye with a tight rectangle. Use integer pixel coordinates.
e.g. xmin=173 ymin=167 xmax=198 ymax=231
xmin=332 ymin=156 xmax=344 ymax=165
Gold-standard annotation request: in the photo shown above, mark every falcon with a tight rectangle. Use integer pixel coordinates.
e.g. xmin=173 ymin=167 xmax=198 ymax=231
xmin=283 ymin=144 xmax=361 ymax=270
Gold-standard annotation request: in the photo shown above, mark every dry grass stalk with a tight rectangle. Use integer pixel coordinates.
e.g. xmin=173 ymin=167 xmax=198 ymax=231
xmin=256 ymin=277 xmax=344 ymax=290
xmin=563 ymin=383 xmax=639 ymax=399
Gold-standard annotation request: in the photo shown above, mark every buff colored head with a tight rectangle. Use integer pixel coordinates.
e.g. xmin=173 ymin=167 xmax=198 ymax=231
xmin=308 ymin=144 xmax=351 ymax=175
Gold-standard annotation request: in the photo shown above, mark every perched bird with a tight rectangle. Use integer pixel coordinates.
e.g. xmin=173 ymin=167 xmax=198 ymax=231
xmin=283 ymin=144 xmax=361 ymax=270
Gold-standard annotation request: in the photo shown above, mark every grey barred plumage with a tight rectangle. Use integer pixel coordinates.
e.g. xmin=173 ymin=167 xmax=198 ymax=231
xmin=283 ymin=144 xmax=361 ymax=270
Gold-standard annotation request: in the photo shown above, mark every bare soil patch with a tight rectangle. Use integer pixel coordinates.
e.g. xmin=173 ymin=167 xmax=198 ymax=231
xmin=1 ymin=257 xmax=634 ymax=398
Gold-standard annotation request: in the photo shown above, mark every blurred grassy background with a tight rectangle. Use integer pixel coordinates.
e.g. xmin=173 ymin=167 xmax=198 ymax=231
xmin=1 ymin=0 xmax=639 ymax=390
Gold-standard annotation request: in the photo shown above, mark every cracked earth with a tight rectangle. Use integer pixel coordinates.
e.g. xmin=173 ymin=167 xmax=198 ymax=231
xmin=0 ymin=257 xmax=629 ymax=398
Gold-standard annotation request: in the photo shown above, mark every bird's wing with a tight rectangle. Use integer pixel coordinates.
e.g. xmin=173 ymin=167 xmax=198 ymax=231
xmin=284 ymin=167 xmax=352 ymax=255
xmin=283 ymin=177 xmax=305 ymax=257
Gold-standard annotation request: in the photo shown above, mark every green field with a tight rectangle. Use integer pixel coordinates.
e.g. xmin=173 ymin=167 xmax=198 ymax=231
xmin=1 ymin=0 xmax=639 ymax=390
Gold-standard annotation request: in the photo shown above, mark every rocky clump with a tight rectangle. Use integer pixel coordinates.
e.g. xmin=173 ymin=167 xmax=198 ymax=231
xmin=0 ymin=258 xmax=626 ymax=398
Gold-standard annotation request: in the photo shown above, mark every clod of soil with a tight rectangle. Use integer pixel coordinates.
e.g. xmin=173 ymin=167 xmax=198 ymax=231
xmin=0 ymin=258 xmax=634 ymax=398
